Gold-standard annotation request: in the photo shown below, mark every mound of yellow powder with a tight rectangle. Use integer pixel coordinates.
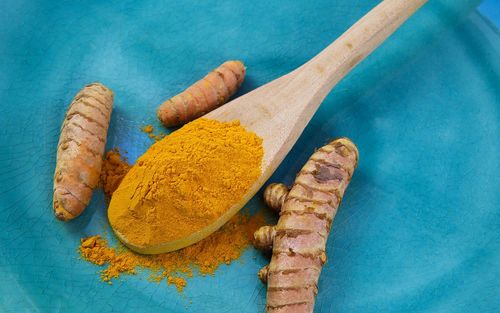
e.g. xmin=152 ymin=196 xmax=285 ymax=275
xmin=108 ymin=119 xmax=264 ymax=247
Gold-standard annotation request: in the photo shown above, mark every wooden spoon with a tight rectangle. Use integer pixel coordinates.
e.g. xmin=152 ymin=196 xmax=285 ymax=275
xmin=117 ymin=0 xmax=427 ymax=254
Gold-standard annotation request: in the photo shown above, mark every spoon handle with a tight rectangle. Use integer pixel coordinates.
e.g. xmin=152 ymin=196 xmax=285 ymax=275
xmin=297 ymin=0 xmax=428 ymax=104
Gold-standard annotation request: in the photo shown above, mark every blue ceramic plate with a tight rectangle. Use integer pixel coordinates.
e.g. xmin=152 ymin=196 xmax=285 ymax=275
xmin=0 ymin=1 xmax=498 ymax=312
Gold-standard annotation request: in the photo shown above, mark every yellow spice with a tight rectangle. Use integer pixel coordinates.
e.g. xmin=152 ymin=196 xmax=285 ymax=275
xmin=108 ymin=118 xmax=264 ymax=247
xmin=80 ymin=212 xmax=266 ymax=292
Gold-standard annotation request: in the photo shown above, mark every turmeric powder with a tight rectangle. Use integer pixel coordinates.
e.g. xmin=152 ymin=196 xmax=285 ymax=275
xmin=108 ymin=118 xmax=263 ymax=249
xmin=167 ymin=276 xmax=187 ymax=293
xmin=99 ymin=149 xmax=131 ymax=198
xmin=141 ymin=125 xmax=154 ymax=134
xmin=79 ymin=212 xmax=265 ymax=292
xmin=141 ymin=124 xmax=165 ymax=142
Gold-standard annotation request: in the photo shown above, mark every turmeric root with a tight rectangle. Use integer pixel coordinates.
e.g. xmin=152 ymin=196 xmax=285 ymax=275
xmin=53 ymin=83 xmax=113 ymax=221
xmin=255 ymin=138 xmax=358 ymax=313
xmin=157 ymin=60 xmax=245 ymax=127
xmin=254 ymin=225 xmax=276 ymax=251
xmin=259 ymin=265 xmax=270 ymax=284
xmin=263 ymin=183 xmax=290 ymax=212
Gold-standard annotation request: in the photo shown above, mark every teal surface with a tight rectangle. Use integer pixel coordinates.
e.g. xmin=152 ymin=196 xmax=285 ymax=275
xmin=0 ymin=0 xmax=499 ymax=312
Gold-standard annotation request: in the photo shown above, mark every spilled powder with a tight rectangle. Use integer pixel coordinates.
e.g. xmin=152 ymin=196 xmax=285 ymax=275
xmin=141 ymin=125 xmax=153 ymax=133
xmin=99 ymin=149 xmax=131 ymax=198
xmin=141 ymin=124 xmax=165 ymax=142
xmin=80 ymin=212 xmax=265 ymax=292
